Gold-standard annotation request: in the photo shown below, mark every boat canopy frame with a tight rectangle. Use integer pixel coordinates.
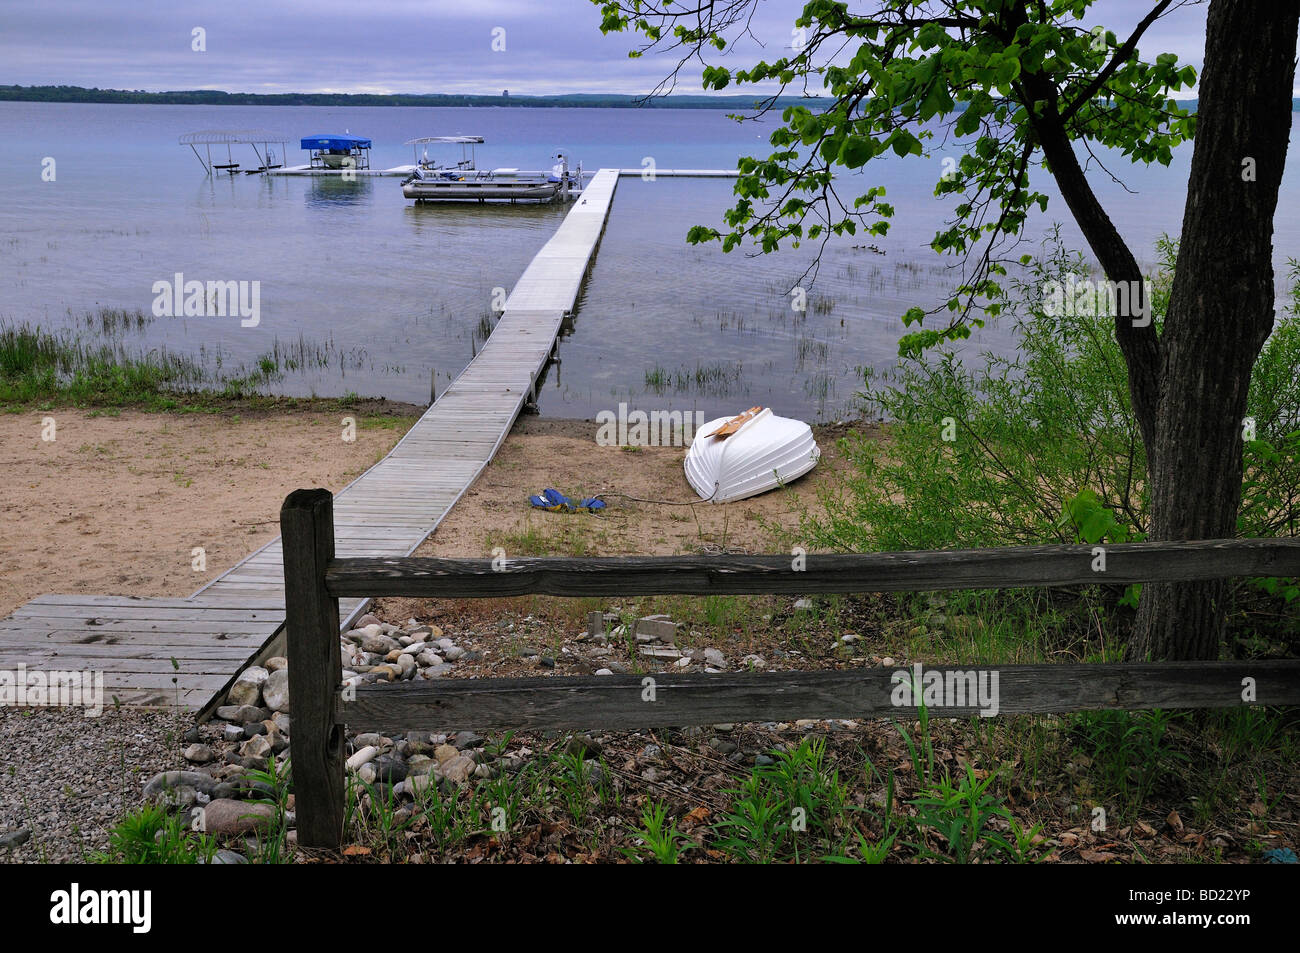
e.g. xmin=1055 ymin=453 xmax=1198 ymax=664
xmin=179 ymin=129 xmax=291 ymax=175
xmin=406 ymin=136 xmax=484 ymax=171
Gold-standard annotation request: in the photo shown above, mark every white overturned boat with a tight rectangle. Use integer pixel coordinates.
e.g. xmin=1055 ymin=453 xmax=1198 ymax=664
xmin=401 ymin=136 xmax=573 ymax=203
xmin=684 ymin=407 xmax=821 ymax=503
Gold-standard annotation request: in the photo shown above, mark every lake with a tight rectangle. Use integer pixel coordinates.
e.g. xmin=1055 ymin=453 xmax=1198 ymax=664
xmin=3 ymin=101 xmax=1298 ymax=420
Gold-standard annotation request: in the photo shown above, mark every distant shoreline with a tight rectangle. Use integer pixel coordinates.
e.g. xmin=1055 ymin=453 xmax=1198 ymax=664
xmin=0 ymin=84 xmax=826 ymax=110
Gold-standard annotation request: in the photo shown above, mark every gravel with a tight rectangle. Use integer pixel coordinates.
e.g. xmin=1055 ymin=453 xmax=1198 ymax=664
xmin=0 ymin=706 xmax=191 ymax=863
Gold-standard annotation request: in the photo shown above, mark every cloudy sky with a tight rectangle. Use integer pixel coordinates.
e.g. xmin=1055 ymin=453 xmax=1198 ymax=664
xmin=2 ymin=0 xmax=1217 ymax=97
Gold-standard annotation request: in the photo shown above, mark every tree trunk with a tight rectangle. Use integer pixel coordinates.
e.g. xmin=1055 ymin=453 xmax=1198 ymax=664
xmin=1129 ymin=0 xmax=1299 ymax=660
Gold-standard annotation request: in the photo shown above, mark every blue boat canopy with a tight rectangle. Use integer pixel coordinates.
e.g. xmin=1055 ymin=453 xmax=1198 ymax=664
xmin=300 ymin=135 xmax=372 ymax=150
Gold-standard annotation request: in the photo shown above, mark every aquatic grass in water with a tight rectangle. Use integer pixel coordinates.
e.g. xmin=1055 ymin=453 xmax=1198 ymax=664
xmin=0 ymin=321 xmax=388 ymax=406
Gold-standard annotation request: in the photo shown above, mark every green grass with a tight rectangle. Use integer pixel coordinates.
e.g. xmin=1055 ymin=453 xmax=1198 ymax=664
xmin=0 ymin=321 xmax=412 ymax=415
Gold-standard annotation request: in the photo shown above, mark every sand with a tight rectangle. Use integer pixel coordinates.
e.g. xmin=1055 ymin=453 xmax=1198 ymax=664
xmin=418 ymin=415 xmax=856 ymax=559
xmin=0 ymin=407 xmax=414 ymax=618
xmin=1 ymin=409 xmax=858 ymax=619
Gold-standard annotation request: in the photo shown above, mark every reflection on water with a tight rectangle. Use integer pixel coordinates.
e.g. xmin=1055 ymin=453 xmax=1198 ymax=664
xmin=306 ymin=176 xmax=376 ymax=206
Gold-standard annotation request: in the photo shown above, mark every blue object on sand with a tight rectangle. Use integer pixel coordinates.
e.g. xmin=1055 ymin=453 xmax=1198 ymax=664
xmin=528 ymin=489 xmax=606 ymax=513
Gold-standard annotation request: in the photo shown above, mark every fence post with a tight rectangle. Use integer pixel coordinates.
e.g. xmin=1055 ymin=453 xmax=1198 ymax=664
xmin=281 ymin=488 xmax=345 ymax=850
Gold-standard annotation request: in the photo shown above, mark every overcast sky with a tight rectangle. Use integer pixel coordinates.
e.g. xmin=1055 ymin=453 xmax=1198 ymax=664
xmin=1 ymin=0 xmax=1223 ymax=97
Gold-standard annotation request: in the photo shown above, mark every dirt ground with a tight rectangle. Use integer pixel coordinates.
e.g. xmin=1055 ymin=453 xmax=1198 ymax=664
xmin=0 ymin=408 xmax=858 ymax=619
xmin=0 ymin=406 xmax=414 ymax=617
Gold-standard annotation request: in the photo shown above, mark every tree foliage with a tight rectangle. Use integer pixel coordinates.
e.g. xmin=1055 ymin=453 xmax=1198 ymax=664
xmin=596 ymin=0 xmax=1199 ymax=354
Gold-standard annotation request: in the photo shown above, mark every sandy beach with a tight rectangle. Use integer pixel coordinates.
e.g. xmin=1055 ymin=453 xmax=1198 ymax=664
xmin=0 ymin=408 xmax=853 ymax=619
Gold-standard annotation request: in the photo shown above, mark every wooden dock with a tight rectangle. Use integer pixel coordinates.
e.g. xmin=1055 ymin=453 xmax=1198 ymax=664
xmin=0 ymin=169 xmax=620 ymax=714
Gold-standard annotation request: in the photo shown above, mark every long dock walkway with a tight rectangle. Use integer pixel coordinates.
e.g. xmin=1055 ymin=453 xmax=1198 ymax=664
xmin=0 ymin=169 xmax=620 ymax=713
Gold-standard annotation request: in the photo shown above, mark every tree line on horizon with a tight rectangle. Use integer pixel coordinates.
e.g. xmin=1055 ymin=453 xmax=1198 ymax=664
xmin=0 ymin=84 xmax=827 ymax=110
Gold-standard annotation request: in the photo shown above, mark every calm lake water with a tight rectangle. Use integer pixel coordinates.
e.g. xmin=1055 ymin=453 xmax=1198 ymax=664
xmin=4 ymin=101 xmax=1300 ymax=420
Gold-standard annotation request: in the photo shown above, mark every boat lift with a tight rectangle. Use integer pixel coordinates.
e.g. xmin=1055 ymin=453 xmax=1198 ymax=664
xmin=179 ymin=129 xmax=291 ymax=175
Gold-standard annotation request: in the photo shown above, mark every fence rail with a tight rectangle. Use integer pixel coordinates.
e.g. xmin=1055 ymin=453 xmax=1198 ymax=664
xmin=282 ymin=488 xmax=1300 ymax=849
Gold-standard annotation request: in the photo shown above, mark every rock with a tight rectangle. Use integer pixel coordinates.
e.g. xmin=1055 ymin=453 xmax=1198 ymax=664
xmin=703 ymin=648 xmax=726 ymax=667
xmin=358 ymin=763 xmax=377 ymax=785
xmin=396 ymin=654 xmax=416 ymax=677
xmin=439 ymin=755 xmax=475 ymax=784
xmin=710 ymin=739 xmax=738 ymax=755
xmin=355 ymin=613 xmax=383 ymax=629
xmin=595 ymin=668 xmax=614 ymax=676
xmin=184 ymin=744 xmax=217 ymax=764
xmin=241 ymin=735 xmax=273 ymax=759
xmin=434 ymin=744 xmax=460 ymax=764
xmin=272 ymin=712 xmax=291 ymax=734
xmin=143 ymin=770 xmax=220 ymax=800
xmin=374 ymin=756 xmax=408 ymax=785
xmin=881 ymin=657 xmax=897 ymax=668
xmin=223 ymin=724 xmax=244 ymax=743
xmin=260 ymin=669 xmax=290 ymax=712
xmin=200 ymin=849 xmax=249 ymax=864
xmin=675 ymin=657 xmax=693 ymax=668
xmin=201 ymin=799 xmax=275 ymax=837
xmin=347 ymin=746 xmax=379 ymax=771
xmin=755 ymin=754 xmax=775 ymax=767
xmin=265 ymin=656 xmax=288 ymax=672
xmin=566 ymin=734 xmax=602 ymax=757
xmin=0 ymin=829 xmax=32 ymax=850
xmin=361 ymin=632 xmax=400 ymax=654
xmin=537 ymin=655 xmax=556 ymax=669
xmin=353 ymin=733 xmax=389 ymax=749
xmin=635 ymin=618 xmax=679 ymax=643
xmin=443 ymin=645 xmax=465 ymax=661
xmin=183 ymin=726 xmax=202 ymax=745
xmin=793 ymin=598 xmax=814 ymax=610
xmin=740 ymin=654 xmax=767 ymax=669
xmin=416 ymin=651 xmax=443 ymax=667
xmin=453 ymin=731 xmax=484 ymax=750
xmin=215 ymin=704 xmax=265 ymax=723
xmin=371 ymin=664 xmax=401 ymax=682
xmin=226 ymin=667 xmax=268 ymax=707
xmin=242 ymin=722 xmax=268 ymax=739
xmin=407 ymin=755 xmax=436 ymax=776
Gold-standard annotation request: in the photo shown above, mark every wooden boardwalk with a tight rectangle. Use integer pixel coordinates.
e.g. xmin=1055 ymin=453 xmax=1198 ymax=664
xmin=0 ymin=169 xmax=620 ymax=714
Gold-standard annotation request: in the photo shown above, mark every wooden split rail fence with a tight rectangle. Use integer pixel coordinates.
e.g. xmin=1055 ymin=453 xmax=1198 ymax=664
xmin=282 ymin=488 xmax=1300 ymax=849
